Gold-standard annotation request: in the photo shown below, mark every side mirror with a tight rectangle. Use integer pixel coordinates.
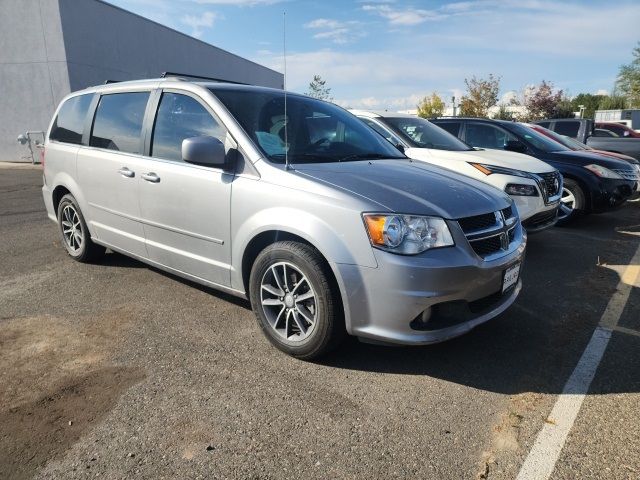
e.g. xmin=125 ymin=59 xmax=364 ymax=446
xmin=504 ymin=140 xmax=527 ymax=154
xmin=182 ymin=136 xmax=227 ymax=167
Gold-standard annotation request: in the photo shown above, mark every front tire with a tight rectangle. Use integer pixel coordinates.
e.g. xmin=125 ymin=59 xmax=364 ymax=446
xmin=556 ymin=178 xmax=586 ymax=226
xmin=249 ymin=241 xmax=344 ymax=360
xmin=57 ymin=194 xmax=105 ymax=262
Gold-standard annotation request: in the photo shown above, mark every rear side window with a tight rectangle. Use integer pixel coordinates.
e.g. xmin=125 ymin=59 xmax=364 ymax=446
xmin=465 ymin=123 xmax=514 ymax=149
xmin=553 ymin=121 xmax=580 ymax=138
xmin=435 ymin=122 xmax=461 ymax=137
xmin=537 ymin=121 xmax=551 ymax=128
xmin=90 ymin=92 xmax=150 ymax=154
xmin=49 ymin=94 xmax=93 ymax=144
xmin=151 ymin=93 xmax=225 ymax=162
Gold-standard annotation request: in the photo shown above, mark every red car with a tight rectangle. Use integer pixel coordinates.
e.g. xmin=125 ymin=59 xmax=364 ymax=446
xmin=596 ymin=122 xmax=640 ymax=138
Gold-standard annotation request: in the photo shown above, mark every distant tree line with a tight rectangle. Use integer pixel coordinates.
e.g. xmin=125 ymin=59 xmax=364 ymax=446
xmin=305 ymin=41 xmax=640 ymax=121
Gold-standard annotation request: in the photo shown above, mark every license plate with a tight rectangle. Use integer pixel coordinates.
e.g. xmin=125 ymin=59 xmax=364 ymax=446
xmin=502 ymin=263 xmax=520 ymax=293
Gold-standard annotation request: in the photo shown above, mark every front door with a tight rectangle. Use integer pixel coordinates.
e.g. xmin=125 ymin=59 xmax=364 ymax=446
xmin=136 ymin=90 xmax=233 ymax=286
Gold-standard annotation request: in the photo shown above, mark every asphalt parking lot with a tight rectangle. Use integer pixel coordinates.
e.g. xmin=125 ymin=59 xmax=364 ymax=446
xmin=1 ymin=165 xmax=639 ymax=480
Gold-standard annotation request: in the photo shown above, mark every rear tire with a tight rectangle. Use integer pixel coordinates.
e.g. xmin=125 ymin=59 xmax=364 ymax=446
xmin=249 ymin=241 xmax=345 ymax=360
xmin=556 ymin=178 xmax=586 ymax=226
xmin=57 ymin=194 xmax=105 ymax=262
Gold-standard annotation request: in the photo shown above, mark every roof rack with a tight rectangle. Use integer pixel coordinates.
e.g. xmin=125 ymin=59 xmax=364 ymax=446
xmin=160 ymin=71 xmax=248 ymax=85
xmin=104 ymin=79 xmax=121 ymax=84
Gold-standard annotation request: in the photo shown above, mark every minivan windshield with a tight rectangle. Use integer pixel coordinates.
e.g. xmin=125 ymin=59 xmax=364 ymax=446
xmin=507 ymin=122 xmax=571 ymax=153
xmin=383 ymin=116 xmax=473 ymax=151
xmin=210 ymin=87 xmax=405 ymax=164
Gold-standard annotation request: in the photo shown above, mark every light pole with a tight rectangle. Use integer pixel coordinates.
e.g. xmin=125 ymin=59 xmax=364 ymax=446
xmin=451 ymin=96 xmax=457 ymax=117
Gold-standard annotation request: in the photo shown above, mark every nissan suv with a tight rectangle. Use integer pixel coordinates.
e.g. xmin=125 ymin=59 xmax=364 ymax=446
xmin=42 ymin=77 xmax=526 ymax=359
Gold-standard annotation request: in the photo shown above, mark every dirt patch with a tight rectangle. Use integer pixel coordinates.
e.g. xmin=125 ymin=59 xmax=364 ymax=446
xmin=0 ymin=366 xmax=145 ymax=480
xmin=0 ymin=308 xmax=143 ymax=478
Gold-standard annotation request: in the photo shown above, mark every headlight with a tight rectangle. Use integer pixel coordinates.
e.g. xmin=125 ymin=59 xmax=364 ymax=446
xmin=505 ymin=183 xmax=538 ymax=196
xmin=363 ymin=214 xmax=454 ymax=255
xmin=584 ymin=164 xmax=622 ymax=179
xmin=469 ymin=163 xmax=531 ymax=178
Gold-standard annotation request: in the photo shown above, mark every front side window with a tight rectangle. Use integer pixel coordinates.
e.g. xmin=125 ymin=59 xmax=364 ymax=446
xmin=210 ymin=88 xmax=404 ymax=164
xmin=90 ymin=92 xmax=150 ymax=154
xmin=151 ymin=93 xmax=225 ymax=162
xmin=360 ymin=118 xmax=403 ymax=145
xmin=382 ymin=117 xmax=472 ymax=151
xmin=553 ymin=121 xmax=580 ymax=138
xmin=50 ymin=94 xmax=93 ymax=144
xmin=465 ymin=123 xmax=514 ymax=149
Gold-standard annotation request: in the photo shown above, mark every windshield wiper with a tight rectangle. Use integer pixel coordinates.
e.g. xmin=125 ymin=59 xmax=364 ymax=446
xmin=339 ymin=153 xmax=400 ymax=162
xmin=270 ymin=153 xmax=335 ymax=163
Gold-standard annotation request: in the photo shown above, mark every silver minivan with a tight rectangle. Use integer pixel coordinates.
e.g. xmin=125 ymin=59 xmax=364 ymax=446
xmin=42 ymin=77 xmax=526 ymax=359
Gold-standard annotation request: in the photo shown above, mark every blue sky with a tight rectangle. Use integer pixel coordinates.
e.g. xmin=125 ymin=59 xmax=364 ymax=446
xmin=109 ymin=0 xmax=640 ymax=110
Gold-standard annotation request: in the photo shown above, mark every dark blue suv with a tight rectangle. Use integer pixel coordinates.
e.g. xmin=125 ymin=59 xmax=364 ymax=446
xmin=431 ymin=118 xmax=638 ymax=224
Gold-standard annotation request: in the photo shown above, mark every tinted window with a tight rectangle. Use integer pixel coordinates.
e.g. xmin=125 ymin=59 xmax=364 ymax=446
xmin=383 ymin=117 xmax=472 ymax=151
xmin=90 ymin=92 xmax=149 ymax=154
xmin=602 ymin=125 xmax=626 ymax=136
xmin=537 ymin=121 xmax=551 ymax=128
xmin=210 ymin=88 xmax=404 ymax=164
xmin=465 ymin=123 xmax=514 ymax=149
xmin=507 ymin=123 xmax=570 ymax=152
xmin=360 ymin=118 xmax=403 ymax=145
xmin=553 ymin=121 xmax=580 ymax=138
xmin=593 ymin=128 xmax=617 ymax=137
xmin=50 ymin=94 xmax=93 ymax=144
xmin=151 ymin=93 xmax=225 ymax=162
xmin=436 ymin=122 xmax=461 ymax=137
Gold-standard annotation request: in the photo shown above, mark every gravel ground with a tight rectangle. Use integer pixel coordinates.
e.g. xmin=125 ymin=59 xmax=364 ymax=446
xmin=1 ymin=167 xmax=638 ymax=479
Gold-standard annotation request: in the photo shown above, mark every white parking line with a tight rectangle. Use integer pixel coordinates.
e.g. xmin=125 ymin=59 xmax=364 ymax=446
xmin=516 ymin=245 xmax=640 ymax=480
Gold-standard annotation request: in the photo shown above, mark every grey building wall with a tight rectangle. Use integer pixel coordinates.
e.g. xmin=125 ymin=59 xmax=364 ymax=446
xmin=1 ymin=0 xmax=283 ymax=162
xmin=0 ymin=0 xmax=70 ymax=162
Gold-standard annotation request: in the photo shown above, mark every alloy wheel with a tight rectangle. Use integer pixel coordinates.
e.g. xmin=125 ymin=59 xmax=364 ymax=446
xmin=558 ymin=186 xmax=576 ymax=220
xmin=61 ymin=204 xmax=83 ymax=253
xmin=260 ymin=261 xmax=317 ymax=342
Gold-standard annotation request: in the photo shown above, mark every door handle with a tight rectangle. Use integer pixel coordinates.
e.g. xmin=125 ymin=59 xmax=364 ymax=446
xmin=118 ymin=167 xmax=135 ymax=178
xmin=141 ymin=172 xmax=161 ymax=183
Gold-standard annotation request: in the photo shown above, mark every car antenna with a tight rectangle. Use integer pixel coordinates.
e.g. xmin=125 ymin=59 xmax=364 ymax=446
xmin=283 ymin=11 xmax=290 ymax=171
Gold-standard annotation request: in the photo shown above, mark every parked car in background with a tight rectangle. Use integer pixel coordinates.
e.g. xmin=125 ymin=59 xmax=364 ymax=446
xmin=535 ymin=118 xmax=640 ymax=160
xmin=596 ymin=122 xmax=640 ymax=138
xmin=527 ymin=123 xmax=640 ymax=168
xmin=42 ymin=78 xmax=527 ymax=359
xmin=352 ymin=110 xmax=561 ymax=232
xmin=431 ymin=118 xmax=638 ymax=224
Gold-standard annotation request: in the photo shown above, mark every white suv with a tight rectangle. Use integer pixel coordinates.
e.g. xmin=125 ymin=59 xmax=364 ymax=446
xmin=353 ymin=111 xmax=561 ymax=232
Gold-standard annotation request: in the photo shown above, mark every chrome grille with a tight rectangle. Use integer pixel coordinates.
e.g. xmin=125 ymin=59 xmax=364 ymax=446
xmin=613 ymin=168 xmax=640 ymax=181
xmin=457 ymin=207 xmax=519 ymax=259
xmin=535 ymin=171 xmax=561 ymax=204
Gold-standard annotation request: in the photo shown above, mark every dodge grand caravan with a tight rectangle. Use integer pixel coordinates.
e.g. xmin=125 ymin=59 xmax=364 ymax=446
xmin=42 ymin=77 xmax=526 ymax=359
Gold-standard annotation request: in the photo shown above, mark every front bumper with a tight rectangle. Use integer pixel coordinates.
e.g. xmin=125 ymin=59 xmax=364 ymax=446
xmin=522 ymin=205 xmax=558 ymax=233
xmin=591 ymin=178 xmax=636 ymax=212
xmin=334 ymin=224 xmax=527 ymax=345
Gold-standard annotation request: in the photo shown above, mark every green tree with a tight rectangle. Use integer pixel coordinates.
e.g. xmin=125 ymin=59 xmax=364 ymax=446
xmin=615 ymin=42 xmax=640 ymax=108
xmin=554 ymin=98 xmax=576 ymax=118
xmin=570 ymin=93 xmax=604 ymax=119
xmin=307 ymin=75 xmax=333 ymax=101
xmin=598 ymin=95 xmax=627 ymax=110
xmin=416 ymin=93 xmax=445 ymax=118
xmin=459 ymin=74 xmax=500 ymax=117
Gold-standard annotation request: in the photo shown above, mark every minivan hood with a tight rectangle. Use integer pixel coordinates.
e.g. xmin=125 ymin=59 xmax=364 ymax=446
xmin=293 ymin=159 xmax=511 ymax=219
xmin=405 ymin=147 xmax=555 ymax=174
